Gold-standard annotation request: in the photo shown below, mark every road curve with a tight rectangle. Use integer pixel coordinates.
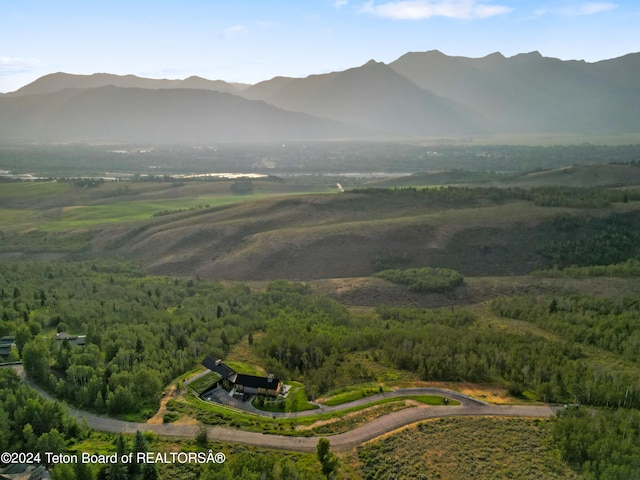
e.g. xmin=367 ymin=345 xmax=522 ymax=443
xmin=8 ymin=365 xmax=560 ymax=452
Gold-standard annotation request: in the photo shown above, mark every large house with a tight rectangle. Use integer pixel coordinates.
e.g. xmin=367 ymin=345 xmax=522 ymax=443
xmin=202 ymin=356 xmax=282 ymax=397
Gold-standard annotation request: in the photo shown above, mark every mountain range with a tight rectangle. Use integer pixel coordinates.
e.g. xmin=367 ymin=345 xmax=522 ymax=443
xmin=1 ymin=50 xmax=639 ymax=143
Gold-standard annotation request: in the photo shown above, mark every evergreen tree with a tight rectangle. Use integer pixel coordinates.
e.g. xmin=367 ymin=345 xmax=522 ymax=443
xmin=316 ymin=438 xmax=338 ymax=478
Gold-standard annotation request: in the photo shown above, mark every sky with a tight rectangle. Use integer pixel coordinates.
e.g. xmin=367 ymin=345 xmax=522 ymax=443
xmin=1 ymin=0 xmax=639 ymax=93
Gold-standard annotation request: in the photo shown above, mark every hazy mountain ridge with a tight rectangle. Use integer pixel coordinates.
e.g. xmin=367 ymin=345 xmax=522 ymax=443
xmin=8 ymin=72 xmax=246 ymax=96
xmin=242 ymin=60 xmax=483 ymax=136
xmin=389 ymin=50 xmax=640 ymax=133
xmin=0 ymin=86 xmax=360 ymax=143
xmin=1 ymin=50 xmax=639 ymax=142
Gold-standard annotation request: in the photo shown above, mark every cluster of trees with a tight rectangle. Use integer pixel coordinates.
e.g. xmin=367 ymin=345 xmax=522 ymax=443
xmin=492 ymin=295 xmax=640 ymax=364
xmin=0 ymin=368 xmax=83 ymax=464
xmin=255 ymin=290 xmax=640 ymax=407
xmin=152 ymin=204 xmax=211 ymax=218
xmin=198 ymin=451 xmax=324 ymax=480
xmin=537 ymin=212 xmax=640 ymax=267
xmin=367 ymin=307 xmax=639 ymax=407
xmin=533 ymin=258 xmax=640 ymax=278
xmin=351 ymin=184 xmax=640 ymax=209
xmin=254 ymin=281 xmax=352 ymax=398
xmin=47 ymin=431 xmax=158 ymax=480
xmin=373 ymin=267 xmax=464 ymax=293
xmin=553 ymin=408 xmax=640 ymax=479
xmin=524 ymin=186 xmax=640 ymax=208
xmin=2 ymin=260 xmax=259 ymax=417
xmin=370 ymin=252 xmax=411 ymax=272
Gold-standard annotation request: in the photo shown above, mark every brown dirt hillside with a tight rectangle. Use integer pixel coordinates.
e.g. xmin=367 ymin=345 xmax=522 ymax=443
xmin=88 ymin=191 xmax=640 ymax=281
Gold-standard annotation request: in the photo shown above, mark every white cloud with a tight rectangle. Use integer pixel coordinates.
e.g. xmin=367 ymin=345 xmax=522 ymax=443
xmin=533 ymin=2 xmax=618 ymax=17
xmin=335 ymin=0 xmax=349 ymax=8
xmin=360 ymin=0 xmax=513 ymax=20
xmin=578 ymin=2 xmax=617 ymax=15
xmin=224 ymin=25 xmax=248 ymax=37
xmin=0 ymin=56 xmax=40 ymax=75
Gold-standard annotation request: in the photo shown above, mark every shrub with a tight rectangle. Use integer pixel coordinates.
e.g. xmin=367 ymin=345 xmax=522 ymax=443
xmin=373 ymin=267 xmax=464 ymax=293
xmin=162 ymin=412 xmax=179 ymax=423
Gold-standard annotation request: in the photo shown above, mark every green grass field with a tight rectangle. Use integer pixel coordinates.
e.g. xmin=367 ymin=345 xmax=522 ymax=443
xmin=322 ymin=386 xmax=391 ymax=406
xmin=0 ymin=178 xmax=327 ymax=232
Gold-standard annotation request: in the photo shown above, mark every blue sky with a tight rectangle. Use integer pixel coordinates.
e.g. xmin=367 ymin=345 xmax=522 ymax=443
xmin=1 ymin=0 xmax=638 ymax=92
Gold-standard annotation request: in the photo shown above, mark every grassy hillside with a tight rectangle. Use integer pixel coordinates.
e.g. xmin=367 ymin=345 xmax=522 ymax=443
xmin=2 ymin=176 xmax=640 ymax=281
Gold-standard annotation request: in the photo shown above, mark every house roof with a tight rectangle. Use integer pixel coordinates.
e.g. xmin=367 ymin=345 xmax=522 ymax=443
xmin=201 ymin=356 xmax=281 ymax=390
xmin=235 ymin=373 xmax=281 ymax=390
xmin=0 ymin=345 xmax=13 ymax=356
xmin=202 ymin=356 xmax=235 ymax=379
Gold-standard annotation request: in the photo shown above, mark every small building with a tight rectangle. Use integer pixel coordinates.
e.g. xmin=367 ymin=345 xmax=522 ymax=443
xmin=202 ymin=356 xmax=282 ymax=397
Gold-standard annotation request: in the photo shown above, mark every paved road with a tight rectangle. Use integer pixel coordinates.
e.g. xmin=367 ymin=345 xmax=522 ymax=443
xmin=8 ymin=365 xmax=561 ymax=452
xmin=69 ymin=402 xmax=560 ymax=453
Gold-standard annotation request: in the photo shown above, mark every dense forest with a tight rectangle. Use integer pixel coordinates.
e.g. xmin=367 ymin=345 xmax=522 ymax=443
xmin=493 ymin=295 xmax=640 ymax=365
xmin=2 ymin=258 xmax=640 ymax=478
xmin=1 ymin=260 xmax=256 ymax=416
xmin=2 ymin=259 xmax=639 ymax=411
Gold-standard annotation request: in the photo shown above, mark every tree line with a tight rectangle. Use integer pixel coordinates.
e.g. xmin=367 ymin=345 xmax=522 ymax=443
xmin=350 ymin=185 xmax=640 ymax=209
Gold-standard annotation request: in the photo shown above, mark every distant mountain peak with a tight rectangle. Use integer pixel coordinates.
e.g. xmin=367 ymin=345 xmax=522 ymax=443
xmin=511 ymin=50 xmax=543 ymax=59
xmin=484 ymin=51 xmax=505 ymax=60
xmin=10 ymin=71 xmax=240 ymax=96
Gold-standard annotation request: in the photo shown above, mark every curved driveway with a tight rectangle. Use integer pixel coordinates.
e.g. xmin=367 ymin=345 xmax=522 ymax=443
xmin=9 ymin=365 xmax=560 ymax=452
xmin=202 ymin=385 xmax=489 ymax=418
